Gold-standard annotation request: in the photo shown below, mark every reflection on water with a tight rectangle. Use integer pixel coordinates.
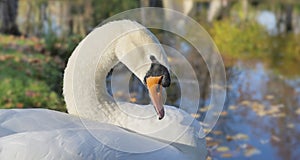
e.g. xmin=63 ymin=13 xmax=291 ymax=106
xmin=209 ymin=60 xmax=300 ymax=160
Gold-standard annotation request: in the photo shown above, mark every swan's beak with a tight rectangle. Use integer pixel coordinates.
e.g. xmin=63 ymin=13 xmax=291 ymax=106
xmin=146 ymin=76 xmax=164 ymax=120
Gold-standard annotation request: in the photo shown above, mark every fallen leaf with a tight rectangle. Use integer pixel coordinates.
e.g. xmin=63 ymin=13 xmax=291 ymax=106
xmin=296 ymin=108 xmax=300 ymax=115
xmin=199 ymin=106 xmax=210 ymax=112
xmin=220 ymin=111 xmax=228 ymax=116
xmin=265 ymin=95 xmax=274 ymax=100
xmin=203 ymin=128 xmax=210 ymax=134
xmin=216 ymin=146 xmax=230 ymax=152
xmin=240 ymin=100 xmax=251 ymax=106
xmin=244 ymin=146 xmax=261 ymax=157
xmin=271 ymin=135 xmax=281 ymax=142
xmin=234 ymin=133 xmax=249 ymax=140
xmin=205 ymin=136 xmax=213 ymax=141
xmin=191 ymin=113 xmax=200 ymax=119
xmin=212 ymin=130 xmax=222 ymax=135
xmin=229 ymin=105 xmax=237 ymax=110
xmin=221 ymin=153 xmax=233 ymax=158
xmin=226 ymin=135 xmax=234 ymax=141
xmin=272 ymin=113 xmax=286 ymax=118
xmin=207 ymin=141 xmax=219 ymax=147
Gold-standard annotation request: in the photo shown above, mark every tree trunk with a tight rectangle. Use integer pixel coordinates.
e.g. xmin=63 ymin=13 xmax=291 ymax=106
xmin=285 ymin=4 xmax=293 ymax=33
xmin=0 ymin=0 xmax=20 ymax=35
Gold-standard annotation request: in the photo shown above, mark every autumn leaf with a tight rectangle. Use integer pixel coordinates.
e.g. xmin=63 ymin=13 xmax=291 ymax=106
xmin=265 ymin=95 xmax=274 ymax=100
xmin=206 ymin=141 xmax=219 ymax=147
xmin=234 ymin=133 xmax=249 ymax=140
xmin=244 ymin=146 xmax=261 ymax=157
xmin=271 ymin=135 xmax=281 ymax=142
xmin=296 ymin=108 xmax=300 ymax=115
xmin=212 ymin=130 xmax=222 ymax=135
xmin=220 ymin=111 xmax=228 ymax=116
xmin=199 ymin=106 xmax=211 ymax=112
xmin=240 ymin=100 xmax=251 ymax=106
xmin=221 ymin=153 xmax=233 ymax=158
xmin=229 ymin=105 xmax=237 ymax=110
xmin=191 ymin=113 xmax=200 ymax=118
xmin=216 ymin=146 xmax=230 ymax=152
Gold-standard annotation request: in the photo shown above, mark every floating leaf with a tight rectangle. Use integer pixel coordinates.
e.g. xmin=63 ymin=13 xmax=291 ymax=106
xmin=240 ymin=100 xmax=251 ymax=106
xmin=216 ymin=146 xmax=230 ymax=152
xmin=203 ymin=128 xmax=210 ymax=134
xmin=226 ymin=135 xmax=234 ymax=141
xmin=220 ymin=111 xmax=228 ymax=116
xmin=227 ymin=133 xmax=249 ymax=141
xmin=199 ymin=106 xmax=211 ymax=112
xmin=229 ymin=105 xmax=237 ymax=110
xmin=206 ymin=156 xmax=212 ymax=160
xmin=244 ymin=146 xmax=261 ymax=157
xmin=191 ymin=113 xmax=200 ymax=119
xmin=234 ymin=133 xmax=249 ymax=140
xmin=265 ymin=95 xmax=274 ymax=100
xmin=271 ymin=135 xmax=281 ymax=142
xmin=221 ymin=153 xmax=233 ymax=158
xmin=205 ymin=136 xmax=213 ymax=141
xmin=207 ymin=141 xmax=219 ymax=147
xmin=212 ymin=130 xmax=222 ymax=135
xmin=296 ymin=108 xmax=300 ymax=115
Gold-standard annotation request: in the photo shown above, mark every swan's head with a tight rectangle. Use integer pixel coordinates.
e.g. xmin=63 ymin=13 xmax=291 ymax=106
xmin=118 ymin=52 xmax=171 ymax=120
xmin=115 ymin=26 xmax=171 ymax=120
xmin=144 ymin=55 xmax=170 ymax=120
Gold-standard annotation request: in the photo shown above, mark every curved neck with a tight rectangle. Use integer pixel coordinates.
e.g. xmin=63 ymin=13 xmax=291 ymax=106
xmin=64 ymin=20 xmax=157 ymax=122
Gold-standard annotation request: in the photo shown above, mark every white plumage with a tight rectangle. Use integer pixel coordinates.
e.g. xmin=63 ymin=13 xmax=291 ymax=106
xmin=0 ymin=20 xmax=207 ymax=160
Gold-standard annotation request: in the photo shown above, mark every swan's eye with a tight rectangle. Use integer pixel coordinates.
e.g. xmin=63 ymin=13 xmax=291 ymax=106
xmin=144 ymin=61 xmax=170 ymax=88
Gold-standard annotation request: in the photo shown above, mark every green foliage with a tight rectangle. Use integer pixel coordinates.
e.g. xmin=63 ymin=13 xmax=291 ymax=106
xmin=44 ymin=33 xmax=82 ymax=62
xmin=91 ymin=0 xmax=139 ymax=25
xmin=0 ymin=35 xmax=66 ymax=111
xmin=208 ymin=20 xmax=270 ymax=59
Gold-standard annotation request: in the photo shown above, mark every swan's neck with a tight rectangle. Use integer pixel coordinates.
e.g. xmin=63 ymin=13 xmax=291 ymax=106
xmin=94 ymin=47 xmax=119 ymax=120
xmin=64 ymin=20 xmax=155 ymax=123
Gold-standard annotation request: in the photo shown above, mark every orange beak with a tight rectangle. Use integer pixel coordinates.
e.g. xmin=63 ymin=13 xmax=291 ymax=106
xmin=146 ymin=76 xmax=164 ymax=120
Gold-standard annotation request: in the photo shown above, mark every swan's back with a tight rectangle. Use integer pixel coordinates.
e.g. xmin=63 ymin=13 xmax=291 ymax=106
xmin=0 ymin=109 xmax=186 ymax=160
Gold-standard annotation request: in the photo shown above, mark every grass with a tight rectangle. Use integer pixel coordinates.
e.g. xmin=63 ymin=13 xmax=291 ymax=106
xmin=0 ymin=35 xmax=66 ymax=111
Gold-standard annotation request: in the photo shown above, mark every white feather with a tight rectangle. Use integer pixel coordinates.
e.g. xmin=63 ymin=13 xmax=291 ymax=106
xmin=0 ymin=20 xmax=206 ymax=160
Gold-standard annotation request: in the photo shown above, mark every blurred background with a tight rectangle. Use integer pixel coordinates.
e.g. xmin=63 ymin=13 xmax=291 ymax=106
xmin=0 ymin=0 xmax=299 ymax=159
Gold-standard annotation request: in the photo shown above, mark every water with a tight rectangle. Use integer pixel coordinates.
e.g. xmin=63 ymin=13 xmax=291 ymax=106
xmin=208 ymin=60 xmax=300 ymax=159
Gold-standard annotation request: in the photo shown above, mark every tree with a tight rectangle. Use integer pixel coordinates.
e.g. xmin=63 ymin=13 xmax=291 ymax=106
xmin=0 ymin=0 xmax=20 ymax=35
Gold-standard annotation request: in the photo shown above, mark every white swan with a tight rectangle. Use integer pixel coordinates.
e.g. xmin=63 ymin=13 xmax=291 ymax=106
xmin=0 ymin=20 xmax=207 ymax=160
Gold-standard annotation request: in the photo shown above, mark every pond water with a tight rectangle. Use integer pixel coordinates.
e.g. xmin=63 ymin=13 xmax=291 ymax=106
xmin=208 ymin=60 xmax=300 ymax=159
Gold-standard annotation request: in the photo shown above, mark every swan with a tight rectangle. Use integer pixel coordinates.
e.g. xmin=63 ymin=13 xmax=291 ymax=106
xmin=0 ymin=20 xmax=207 ymax=160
